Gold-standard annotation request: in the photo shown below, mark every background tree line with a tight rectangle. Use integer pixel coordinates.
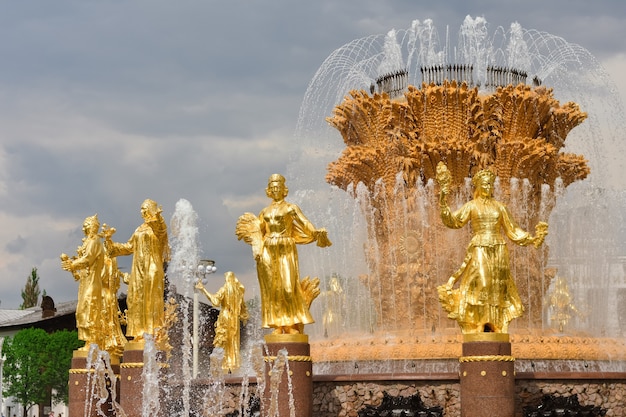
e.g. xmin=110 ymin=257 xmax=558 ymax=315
xmin=3 ymin=328 xmax=82 ymax=417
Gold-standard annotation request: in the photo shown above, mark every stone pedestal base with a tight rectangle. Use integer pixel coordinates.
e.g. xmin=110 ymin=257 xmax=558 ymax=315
xmin=460 ymin=334 xmax=515 ymax=417
xmin=119 ymin=341 xmax=168 ymax=417
xmin=262 ymin=334 xmax=313 ymax=417
xmin=68 ymin=350 xmax=118 ymax=417
xmin=119 ymin=342 xmax=145 ymax=417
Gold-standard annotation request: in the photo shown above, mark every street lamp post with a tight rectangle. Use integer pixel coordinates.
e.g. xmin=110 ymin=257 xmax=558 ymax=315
xmin=192 ymin=259 xmax=217 ymax=378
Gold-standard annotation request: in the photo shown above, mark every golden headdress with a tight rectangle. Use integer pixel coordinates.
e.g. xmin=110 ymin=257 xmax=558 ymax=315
xmin=84 ymin=214 xmax=100 ymax=228
xmin=268 ymin=173 xmax=286 ymax=185
xmin=472 ymin=169 xmax=496 ymax=186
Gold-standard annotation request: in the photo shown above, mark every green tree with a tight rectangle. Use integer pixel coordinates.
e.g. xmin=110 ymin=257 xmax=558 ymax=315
xmin=20 ymin=267 xmax=41 ymax=309
xmin=3 ymin=328 xmax=82 ymax=416
xmin=48 ymin=330 xmax=83 ymax=404
xmin=3 ymin=328 xmax=49 ymax=415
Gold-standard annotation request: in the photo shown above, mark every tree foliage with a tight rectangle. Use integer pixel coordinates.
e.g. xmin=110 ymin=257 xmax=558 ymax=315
xmin=48 ymin=330 xmax=84 ymax=403
xmin=3 ymin=328 xmax=82 ymax=414
xmin=20 ymin=267 xmax=41 ymax=309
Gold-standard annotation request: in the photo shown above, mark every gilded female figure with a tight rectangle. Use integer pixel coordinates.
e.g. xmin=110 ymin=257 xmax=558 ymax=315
xmin=105 ymin=199 xmax=170 ymax=341
xmin=61 ymin=214 xmax=104 ymax=349
xmin=196 ymin=271 xmax=248 ymax=371
xmin=100 ymin=225 xmax=128 ymax=359
xmin=236 ymin=174 xmax=331 ymax=335
xmin=436 ymin=163 xmax=548 ymax=334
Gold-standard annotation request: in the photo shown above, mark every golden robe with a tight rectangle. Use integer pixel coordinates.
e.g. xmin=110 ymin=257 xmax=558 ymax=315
xmin=73 ymin=236 xmax=104 ymax=345
xmin=256 ymin=201 xmax=317 ymax=329
xmin=101 ymin=255 xmax=127 ymax=357
xmin=440 ymin=197 xmax=534 ymax=333
xmin=201 ymin=275 xmax=248 ymax=371
xmin=108 ymin=219 xmax=168 ymax=339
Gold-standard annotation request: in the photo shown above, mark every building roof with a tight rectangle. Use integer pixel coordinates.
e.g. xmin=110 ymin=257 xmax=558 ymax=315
xmin=0 ymin=309 xmax=32 ymax=325
xmin=0 ymin=300 xmax=77 ymax=325
xmin=0 ymin=299 xmax=78 ymax=335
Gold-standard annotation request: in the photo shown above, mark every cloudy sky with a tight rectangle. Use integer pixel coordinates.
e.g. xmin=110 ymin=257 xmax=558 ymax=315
xmin=0 ymin=1 xmax=625 ymax=309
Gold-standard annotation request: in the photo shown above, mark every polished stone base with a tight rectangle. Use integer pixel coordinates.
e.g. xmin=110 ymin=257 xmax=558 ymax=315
xmin=68 ymin=350 xmax=118 ymax=417
xmin=119 ymin=342 xmax=146 ymax=417
xmin=263 ymin=334 xmax=313 ymax=417
xmin=460 ymin=333 xmax=515 ymax=417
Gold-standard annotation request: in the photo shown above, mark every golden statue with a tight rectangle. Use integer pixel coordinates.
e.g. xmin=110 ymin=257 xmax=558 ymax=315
xmin=436 ymin=163 xmax=548 ymax=334
xmin=546 ymin=276 xmax=582 ymax=332
xmin=105 ymin=199 xmax=170 ymax=342
xmin=236 ymin=173 xmax=331 ymax=335
xmin=326 ymin=82 xmax=588 ymax=330
xmin=100 ymin=224 xmax=127 ymax=359
xmin=61 ymin=214 xmax=104 ymax=350
xmin=321 ymin=276 xmax=345 ymax=338
xmin=196 ymin=271 xmax=248 ymax=372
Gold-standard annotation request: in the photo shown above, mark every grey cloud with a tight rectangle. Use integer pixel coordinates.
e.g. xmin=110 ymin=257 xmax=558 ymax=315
xmin=5 ymin=235 xmax=27 ymax=254
xmin=0 ymin=0 xmax=625 ymax=308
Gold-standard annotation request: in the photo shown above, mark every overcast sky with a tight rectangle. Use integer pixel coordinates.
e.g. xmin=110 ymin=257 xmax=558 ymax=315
xmin=0 ymin=1 xmax=625 ymax=309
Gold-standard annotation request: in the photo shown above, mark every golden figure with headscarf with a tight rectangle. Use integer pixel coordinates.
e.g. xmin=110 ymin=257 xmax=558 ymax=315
xmin=99 ymin=224 xmax=128 ymax=359
xmin=321 ymin=276 xmax=345 ymax=338
xmin=236 ymin=174 xmax=331 ymax=335
xmin=436 ymin=163 xmax=548 ymax=334
xmin=196 ymin=271 xmax=248 ymax=372
xmin=105 ymin=199 xmax=170 ymax=343
xmin=545 ymin=276 xmax=583 ymax=332
xmin=61 ymin=214 xmax=104 ymax=350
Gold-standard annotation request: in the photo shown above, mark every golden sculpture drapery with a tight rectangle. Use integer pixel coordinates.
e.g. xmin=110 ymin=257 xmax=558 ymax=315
xmin=100 ymin=224 xmax=128 ymax=358
xmin=236 ymin=173 xmax=331 ymax=335
xmin=321 ymin=276 xmax=345 ymax=338
xmin=105 ymin=199 xmax=170 ymax=341
xmin=436 ymin=163 xmax=548 ymax=334
xmin=196 ymin=271 xmax=248 ymax=371
xmin=546 ymin=276 xmax=582 ymax=332
xmin=61 ymin=214 xmax=104 ymax=349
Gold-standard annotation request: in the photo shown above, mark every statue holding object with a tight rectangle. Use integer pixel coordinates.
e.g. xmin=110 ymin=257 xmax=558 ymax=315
xmin=104 ymin=199 xmax=170 ymax=344
xmin=236 ymin=173 xmax=331 ymax=335
xmin=61 ymin=214 xmax=105 ymax=350
xmin=436 ymin=162 xmax=548 ymax=334
xmin=196 ymin=271 xmax=248 ymax=372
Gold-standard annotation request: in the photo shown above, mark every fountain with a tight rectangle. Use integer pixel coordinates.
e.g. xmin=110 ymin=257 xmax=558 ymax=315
xmin=288 ymin=16 xmax=626 ymax=416
xmin=67 ymin=16 xmax=626 ymax=417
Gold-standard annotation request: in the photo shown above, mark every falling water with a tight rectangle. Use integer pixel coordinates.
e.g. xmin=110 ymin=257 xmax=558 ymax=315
xmin=265 ymin=348 xmax=295 ymax=417
xmin=245 ymin=341 xmax=266 ymax=415
xmin=82 ymin=344 xmax=126 ymax=417
xmin=201 ymin=348 xmax=226 ymax=416
xmin=142 ymin=335 xmax=160 ymax=417
xmin=169 ymin=199 xmax=201 ymax=298
xmin=82 ymin=344 xmax=99 ymax=416
xmin=290 ymin=16 xmax=626 ymax=342
xmin=168 ymin=198 xmax=201 ymax=415
xmin=163 ymin=199 xmax=270 ymax=415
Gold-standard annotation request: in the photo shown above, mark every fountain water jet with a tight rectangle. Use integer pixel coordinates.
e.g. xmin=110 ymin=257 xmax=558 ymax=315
xmin=141 ymin=335 xmax=161 ymax=417
xmin=161 ymin=201 xmax=269 ymax=416
xmin=167 ymin=198 xmax=201 ymax=416
xmin=200 ymin=348 xmax=226 ymax=416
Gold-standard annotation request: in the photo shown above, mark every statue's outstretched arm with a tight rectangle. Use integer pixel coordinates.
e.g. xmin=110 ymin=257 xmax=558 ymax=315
xmin=501 ymin=205 xmax=548 ymax=248
xmin=195 ymin=281 xmax=220 ymax=306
